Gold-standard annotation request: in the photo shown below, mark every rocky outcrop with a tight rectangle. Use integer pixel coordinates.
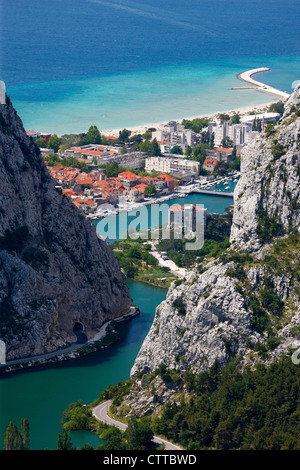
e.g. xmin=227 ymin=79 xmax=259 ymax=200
xmin=0 ymin=98 xmax=131 ymax=360
xmin=230 ymin=85 xmax=300 ymax=249
xmin=130 ymin=86 xmax=300 ymax=388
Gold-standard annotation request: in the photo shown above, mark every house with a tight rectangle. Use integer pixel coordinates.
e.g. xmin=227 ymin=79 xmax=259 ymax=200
xmin=156 ymin=174 xmax=175 ymax=192
xmin=118 ymin=171 xmax=140 ymax=190
xmin=129 ymin=183 xmax=148 ymax=202
xmin=203 ymin=158 xmax=218 ymax=172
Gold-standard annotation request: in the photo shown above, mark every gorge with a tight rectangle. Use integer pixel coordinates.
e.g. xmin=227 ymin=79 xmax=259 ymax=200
xmin=0 ymin=97 xmax=131 ymax=362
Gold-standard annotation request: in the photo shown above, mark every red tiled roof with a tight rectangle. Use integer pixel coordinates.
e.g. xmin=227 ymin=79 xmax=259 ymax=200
xmin=118 ymin=171 xmax=139 ymax=181
xmin=214 ymin=147 xmax=233 ymax=153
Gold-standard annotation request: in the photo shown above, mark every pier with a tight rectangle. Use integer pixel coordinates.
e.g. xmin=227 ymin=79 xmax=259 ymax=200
xmin=190 ymin=189 xmax=234 ymax=197
xmin=235 ymin=67 xmax=290 ymax=100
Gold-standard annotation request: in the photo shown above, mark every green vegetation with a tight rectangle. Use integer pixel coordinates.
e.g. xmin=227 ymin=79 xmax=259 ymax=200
xmin=111 ymin=239 xmax=177 ymax=288
xmin=79 ymin=125 xmax=102 ymax=145
xmin=268 ymin=102 xmax=285 ymax=115
xmin=157 ymin=213 xmax=232 ymax=268
xmin=181 ymin=117 xmax=209 ymax=133
xmin=221 ymin=233 xmax=300 ymax=334
xmin=264 ymin=123 xmax=276 ymax=137
xmin=62 ymin=353 xmax=300 ymax=450
xmin=48 ymin=134 xmax=62 ymax=153
xmin=271 ymin=139 xmax=286 ymax=160
xmin=60 ymin=394 xmax=157 ymax=450
xmin=144 ymin=184 xmax=157 ymax=196
xmin=257 ymin=206 xmax=284 ymax=242
xmin=148 ymin=356 xmax=300 ymax=450
xmin=4 ymin=418 xmax=30 ymax=450
xmin=170 ymin=145 xmax=183 ymax=155
xmin=43 ymin=153 xmax=92 ymax=172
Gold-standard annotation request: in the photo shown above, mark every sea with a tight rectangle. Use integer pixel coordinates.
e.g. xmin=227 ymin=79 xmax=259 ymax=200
xmin=1 ymin=0 xmax=300 ymax=135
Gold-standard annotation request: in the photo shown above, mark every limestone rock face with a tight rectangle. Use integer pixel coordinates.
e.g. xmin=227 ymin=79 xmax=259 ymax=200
xmin=130 ymin=86 xmax=300 ymax=382
xmin=230 ymin=85 xmax=300 ymax=250
xmin=0 ymin=99 xmax=131 ymax=360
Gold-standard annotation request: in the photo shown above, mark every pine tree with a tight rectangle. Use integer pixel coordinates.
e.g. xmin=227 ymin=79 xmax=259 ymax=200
xmin=4 ymin=422 xmax=20 ymax=450
xmin=20 ymin=418 xmax=30 ymax=450
xmin=57 ymin=420 xmax=73 ymax=450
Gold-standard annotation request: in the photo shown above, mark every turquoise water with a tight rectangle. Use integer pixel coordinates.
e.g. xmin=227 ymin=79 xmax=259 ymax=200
xmin=0 ymin=280 xmax=167 ymax=450
xmin=95 ymin=191 xmax=234 ymax=242
xmin=1 ymin=0 xmax=300 ymax=451
xmin=7 ymin=57 xmax=300 ymax=135
xmin=0 ymin=189 xmax=232 ymax=449
xmin=2 ymin=0 xmax=300 ymax=134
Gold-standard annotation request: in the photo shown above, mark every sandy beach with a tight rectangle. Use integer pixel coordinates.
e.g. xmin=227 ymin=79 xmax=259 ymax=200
xmin=101 ymin=67 xmax=290 ymax=138
xmin=101 ymin=98 xmax=281 ymax=138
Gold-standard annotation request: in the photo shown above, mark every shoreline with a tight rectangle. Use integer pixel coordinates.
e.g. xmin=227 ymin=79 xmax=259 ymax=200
xmin=101 ymin=98 xmax=279 ymax=138
xmin=100 ymin=67 xmax=289 ymax=137
xmin=0 ymin=306 xmax=140 ymax=373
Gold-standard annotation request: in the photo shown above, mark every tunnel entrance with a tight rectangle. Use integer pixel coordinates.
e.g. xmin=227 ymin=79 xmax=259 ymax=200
xmin=73 ymin=322 xmax=88 ymax=344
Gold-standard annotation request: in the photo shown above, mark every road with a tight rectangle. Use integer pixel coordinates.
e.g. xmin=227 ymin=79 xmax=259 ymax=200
xmin=149 ymin=241 xmax=187 ymax=278
xmin=92 ymin=400 xmax=183 ymax=450
xmin=237 ymin=67 xmax=290 ymax=99
xmin=2 ymin=307 xmax=137 ymax=368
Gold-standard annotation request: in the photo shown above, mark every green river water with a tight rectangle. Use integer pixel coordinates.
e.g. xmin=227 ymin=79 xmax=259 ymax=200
xmin=0 ymin=188 xmax=234 ymax=449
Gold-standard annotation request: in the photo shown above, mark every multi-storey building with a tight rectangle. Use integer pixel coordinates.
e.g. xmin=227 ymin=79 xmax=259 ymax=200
xmin=145 ymin=156 xmax=200 ymax=177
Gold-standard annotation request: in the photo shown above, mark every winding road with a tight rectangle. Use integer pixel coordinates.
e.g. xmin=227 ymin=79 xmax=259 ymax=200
xmin=92 ymin=400 xmax=183 ymax=450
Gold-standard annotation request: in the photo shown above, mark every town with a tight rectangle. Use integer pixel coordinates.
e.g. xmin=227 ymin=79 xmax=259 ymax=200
xmin=26 ymin=104 xmax=282 ymax=219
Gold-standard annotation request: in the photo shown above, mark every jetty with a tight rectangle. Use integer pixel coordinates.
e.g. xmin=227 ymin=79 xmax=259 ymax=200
xmin=191 ymin=189 xmax=234 ymax=197
xmin=234 ymin=67 xmax=290 ymax=100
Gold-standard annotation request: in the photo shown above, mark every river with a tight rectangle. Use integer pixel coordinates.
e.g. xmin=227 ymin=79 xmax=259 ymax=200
xmin=0 ymin=188 xmax=234 ymax=449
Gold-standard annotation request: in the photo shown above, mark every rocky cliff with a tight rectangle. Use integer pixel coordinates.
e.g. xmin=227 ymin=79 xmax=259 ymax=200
xmin=130 ymin=86 xmax=300 ymax=393
xmin=0 ymin=98 xmax=131 ymax=360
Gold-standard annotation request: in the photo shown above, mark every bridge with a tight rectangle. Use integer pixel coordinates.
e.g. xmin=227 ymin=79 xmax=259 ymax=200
xmin=191 ymin=189 xmax=234 ymax=197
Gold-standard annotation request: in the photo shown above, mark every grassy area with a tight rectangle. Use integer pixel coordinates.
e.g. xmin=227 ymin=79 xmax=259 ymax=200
xmin=112 ymin=239 xmax=177 ymax=288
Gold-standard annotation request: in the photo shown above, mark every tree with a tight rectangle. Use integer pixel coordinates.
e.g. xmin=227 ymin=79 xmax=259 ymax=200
xmin=182 ymin=118 xmax=209 ymax=133
xmin=80 ymin=125 xmax=102 ymax=145
xmin=125 ymin=417 xmax=154 ymax=450
xmin=48 ymin=134 xmax=62 ymax=153
xmin=218 ymin=113 xmax=230 ymax=123
xmin=150 ymin=138 xmax=161 ymax=156
xmin=4 ymin=419 xmax=30 ymax=450
xmin=170 ymin=145 xmax=183 ymax=155
xmin=145 ymin=184 xmax=157 ymax=196
xmin=20 ymin=418 xmax=30 ymax=450
xmin=4 ymin=422 xmax=20 ymax=450
xmin=221 ymin=137 xmax=234 ymax=148
xmin=106 ymin=161 xmax=119 ymax=178
xmin=139 ymin=140 xmax=152 ymax=154
xmin=232 ymin=145 xmax=237 ymax=159
xmin=35 ymin=137 xmax=47 ymax=148
xmin=57 ymin=420 xmax=73 ymax=450
xmin=119 ymin=128 xmax=131 ymax=142
xmin=184 ymin=145 xmax=192 ymax=157
xmin=231 ymin=114 xmax=240 ymax=124
xmin=268 ymin=102 xmax=284 ymax=115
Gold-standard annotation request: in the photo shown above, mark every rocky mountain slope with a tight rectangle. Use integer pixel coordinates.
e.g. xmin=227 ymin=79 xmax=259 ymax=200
xmin=0 ymin=97 xmax=131 ymax=361
xmin=129 ymin=86 xmax=300 ymax=408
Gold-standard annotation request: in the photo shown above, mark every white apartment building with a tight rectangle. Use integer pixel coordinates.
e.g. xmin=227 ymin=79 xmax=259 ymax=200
xmin=209 ymin=121 xmax=253 ymax=146
xmin=145 ymin=156 xmax=200 ymax=177
xmin=152 ymin=121 xmax=196 ymax=153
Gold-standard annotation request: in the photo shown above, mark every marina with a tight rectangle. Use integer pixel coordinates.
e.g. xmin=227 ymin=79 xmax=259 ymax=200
xmin=88 ymin=172 xmax=239 ymax=222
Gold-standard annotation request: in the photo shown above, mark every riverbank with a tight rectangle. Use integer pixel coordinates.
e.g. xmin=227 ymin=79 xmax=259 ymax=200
xmin=0 ymin=307 xmax=140 ymax=374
